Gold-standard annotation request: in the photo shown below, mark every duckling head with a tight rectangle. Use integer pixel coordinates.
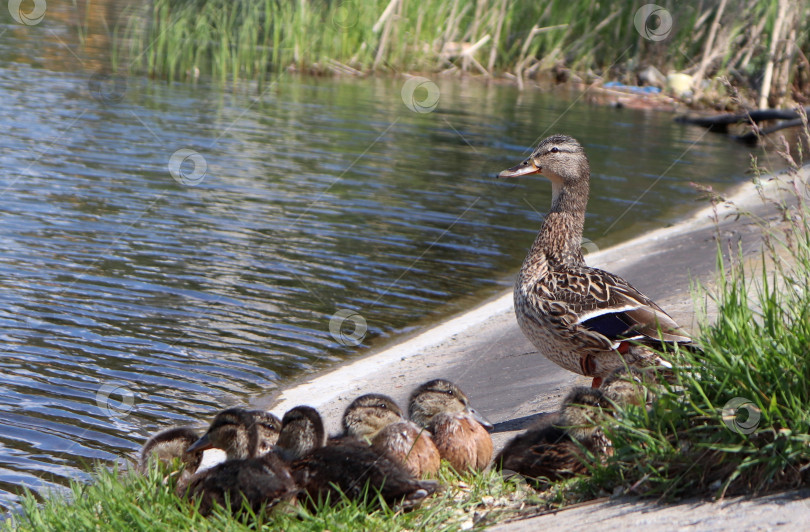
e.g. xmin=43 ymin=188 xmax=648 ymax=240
xmin=408 ymin=379 xmax=493 ymax=431
xmin=498 ymin=135 xmax=590 ymax=208
xmin=342 ymin=393 xmax=404 ymax=440
xmin=186 ymin=408 xmax=281 ymax=460
xmin=601 ymin=366 xmax=650 ymax=407
xmin=276 ymin=405 xmax=326 ymax=461
xmin=557 ymin=387 xmax=609 ymax=441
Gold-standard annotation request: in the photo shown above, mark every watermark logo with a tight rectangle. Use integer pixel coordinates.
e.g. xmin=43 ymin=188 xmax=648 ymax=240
xmin=722 ymin=397 xmax=761 ymax=435
xmin=633 ymin=4 xmax=673 ymax=42
xmin=401 ymin=77 xmax=440 ymax=114
xmin=89 ymin=71 xmax=127 ymax=105
xmin=329 ymin=309 xmax=367 ymax=346
xmin=581 ymin=237 xmax=599 ymax=256
xmin=169 ymin=148 xmax=208 ymax=186
xmin=8 ymin=0 xmax=46 ymax=25
xmin=331 ymin=1 xmax=359 ymax=31
xmin=96 ymin=383 xmax=136 ymax=419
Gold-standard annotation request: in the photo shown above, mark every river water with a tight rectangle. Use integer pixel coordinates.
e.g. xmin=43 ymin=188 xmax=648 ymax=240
xmin=0 ymin=2 xmax=756 ymax=510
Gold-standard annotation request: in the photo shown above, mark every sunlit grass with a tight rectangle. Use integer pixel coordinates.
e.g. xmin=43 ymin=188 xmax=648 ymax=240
xmin=4 ymin=462 xmax=543 ymax=532
xmin=112 ymin=0 xmax=798 ymax=90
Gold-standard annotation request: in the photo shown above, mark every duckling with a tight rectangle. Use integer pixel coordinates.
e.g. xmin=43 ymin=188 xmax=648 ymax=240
xmin=185 ymin=408 xmax=282 ymax=460
xmin=340 ymin=393 xmax=441 ymax=478
xmin=185 ymin=451 xmax=297 ymax=517
xmin=290 ymin=441 xmax=439 ymax=509
xmin=275 ymin=405 xmax=326 ymax=461
xmin=600 ymin=366 xmax=652 ymax=407
xmin=409 ymin=379 xmax=494 ymax=472
xmin=494 ymin=387 xmax=611 ymax=485
xmin=371 ymin=421 xmax=441 ymax=478
xmin=138 ymin=426 xmax=202 ymax=474
xmin=182 ymin=408 xmax=294 ymax=517
xmin=341 ymin=393 xmax=404 ymax=441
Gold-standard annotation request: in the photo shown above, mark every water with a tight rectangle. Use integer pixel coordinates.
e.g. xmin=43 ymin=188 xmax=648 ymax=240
xmin=0 ymin=3 xmax=756 ymax=510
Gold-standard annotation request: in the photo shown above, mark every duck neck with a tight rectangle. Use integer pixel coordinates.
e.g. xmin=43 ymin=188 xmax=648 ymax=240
xmin=522 ymin=181 xmax=588 ymax=273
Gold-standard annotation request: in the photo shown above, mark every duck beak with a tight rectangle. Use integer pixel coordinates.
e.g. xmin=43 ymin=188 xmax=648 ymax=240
xmin=468 ymin=407 xmax=494 ymax=432
xmin=186 ymin=433 xmax=213 ymax=453
xmin=497 ymin=159 xmax=540 ymax=178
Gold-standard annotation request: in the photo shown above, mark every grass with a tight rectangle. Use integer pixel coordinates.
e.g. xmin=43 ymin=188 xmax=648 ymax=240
xmin=4 ymin=462 xmax=545 ymax=532
xmin=111 ymin=0 xmax=809 ymax=105
xmin=578 ymin=127 xmax=810 ymax=500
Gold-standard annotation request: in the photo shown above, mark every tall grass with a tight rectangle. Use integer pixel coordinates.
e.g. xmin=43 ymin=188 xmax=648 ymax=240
xmin=114 ymin=0 xmax=809 ymax=104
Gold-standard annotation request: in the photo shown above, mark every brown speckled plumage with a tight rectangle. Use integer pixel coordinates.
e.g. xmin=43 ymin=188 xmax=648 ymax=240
xmin=371 ymin=421 xmax=441 ymax=478
xmin=186 ymin=408 xmax=282 ymax=460
xmin=499 ymin=134 xmax=694 ymax=383
xmin=408 ymin=379 xmax=493 ymax=472
xmin=495 ymin=387 xmax=611 ymax=484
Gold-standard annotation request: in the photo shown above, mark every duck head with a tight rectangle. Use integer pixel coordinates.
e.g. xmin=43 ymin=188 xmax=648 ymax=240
xmin=498 ymin=134 xmax=590 ymax=208
xmin=408 ymin=379 xmax=493 ymax=431
xmin=342 ymin=393 xmax=404 ymax=440
xmin=276 ymin=405 xmax=326 ymax=460
xmin=186 ymin=408 xmax=281 ymax=460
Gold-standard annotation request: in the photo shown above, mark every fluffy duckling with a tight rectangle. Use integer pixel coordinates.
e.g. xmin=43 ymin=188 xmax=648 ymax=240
xmin=291 ymin=441 xmax=439 ymax=508
xmin=275 ymin=405 xmax=326 ymax=461
xmin=341 ymin=393 xmax=441 ymax=478
xmin=138 ymin=426 xmax=202 ymax=474
xmin=495 ymin=387 xmax=611 ymax=485
xmin=182 ymin=408 xmax=294 ymax=517
xmin=409 ymin=379 xmax=494 ymax=472
xmin=288 ymin=403 xmax=438 ymax=508
xmin=371 ymin=421 xmax=441 ymax=478
xmin=185 ymin=451 xmax=297 ymax=517
xmin=186 ymin=408 xmax=282 ymax=460
xmin=341 ymin=393 xmax=404 ymax=441
xmin=600 ymin=366 xmax=652 ymax=407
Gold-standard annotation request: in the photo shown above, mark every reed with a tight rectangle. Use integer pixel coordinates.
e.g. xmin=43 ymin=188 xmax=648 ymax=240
xmin=114 ymin=0 xmax=809 ymax=104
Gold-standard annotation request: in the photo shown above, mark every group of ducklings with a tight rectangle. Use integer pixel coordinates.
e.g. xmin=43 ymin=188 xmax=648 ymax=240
xmin=138 ymin=379 xmax=494 ymax=517
xmin=139 ymin=370 xmax=648 ymax=517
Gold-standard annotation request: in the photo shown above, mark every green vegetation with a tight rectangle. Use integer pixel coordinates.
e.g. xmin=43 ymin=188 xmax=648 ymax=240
xmin=4 ymin=463 xmax=544 ymax=532
xmin=585 ymin=128 xmax=810 ymax=499
xmin=115 ymin=0 xmax=809 ymax=105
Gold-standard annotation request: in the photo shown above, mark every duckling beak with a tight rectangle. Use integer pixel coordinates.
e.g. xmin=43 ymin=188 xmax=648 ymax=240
xmin=497 ymin=159 xmax=541 ymax=178
xmin=186 ymin=433 xmax=213 ymax=453
xmin=468 ymin=407 xmax=494 ymax=432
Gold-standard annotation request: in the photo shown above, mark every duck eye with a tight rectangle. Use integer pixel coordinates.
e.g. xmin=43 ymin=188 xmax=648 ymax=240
xmin=446 ymin=390 xmax=454 ymax=396
xmin=378 ymin=403 xmax=386 ymax=409
xmin=550 ymin=147 xmax=559 ymax=153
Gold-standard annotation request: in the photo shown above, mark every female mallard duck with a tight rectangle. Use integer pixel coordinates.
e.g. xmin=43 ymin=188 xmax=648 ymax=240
xmin=289 ymin=405 xmax=438 ymax=508
xmin=494 ymin=387 xmax=610 ymax=484
xmin=408 ymin=379 xmax=493 ymax=472
xmin=181 ymin=408 xmax=295 ymax=517
xmin=498 ymin=134 xmax=694 ymax=387
xmin=341 ymin=393 xmax=441 ymax=478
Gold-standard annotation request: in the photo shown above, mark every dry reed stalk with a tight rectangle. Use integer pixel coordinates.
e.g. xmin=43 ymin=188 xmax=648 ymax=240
xmin=759 ymin=0 xmax=789 ymax=108
xmin=693 ymin=0 xmax=728 ymax=101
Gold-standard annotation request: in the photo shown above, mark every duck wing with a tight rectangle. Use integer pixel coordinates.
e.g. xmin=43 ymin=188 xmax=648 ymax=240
xmin=542 ymin=264 xmax=692 ymax=346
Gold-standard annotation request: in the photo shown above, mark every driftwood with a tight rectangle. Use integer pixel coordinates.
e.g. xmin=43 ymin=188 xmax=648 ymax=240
xmin=676 ymin=106 xmax=810 ymax=144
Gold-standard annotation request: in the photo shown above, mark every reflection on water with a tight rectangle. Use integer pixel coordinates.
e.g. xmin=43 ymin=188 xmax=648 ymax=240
xmin=0 ymin=2 xmax=756 ymax=510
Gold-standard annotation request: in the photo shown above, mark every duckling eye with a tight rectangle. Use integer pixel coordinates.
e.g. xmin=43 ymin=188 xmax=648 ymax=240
xmin=446 ymin=390 xmax=454 ymax=396
xmin=378 ymin=403 xmax=386 ymax=409
xmin=549 ymin=147 xmax=559 ymax=153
